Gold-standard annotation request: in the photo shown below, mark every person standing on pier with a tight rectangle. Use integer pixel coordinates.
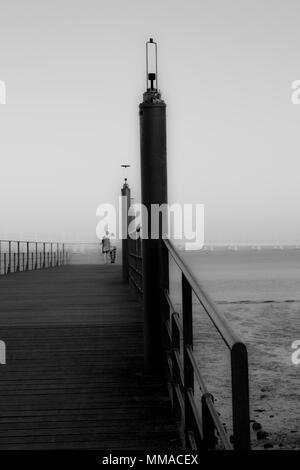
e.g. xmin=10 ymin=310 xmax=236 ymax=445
xmin=101 ymin=229 xmax=111 ymax=264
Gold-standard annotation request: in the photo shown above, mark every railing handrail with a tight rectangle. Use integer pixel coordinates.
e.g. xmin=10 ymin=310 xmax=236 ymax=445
xmin=124 ymin=230 xmax=251 ymax=450
xmin=0 ymin=240 xmax=100 ymax=245
xmin=163 ymin=237 xmax=241 ymax=350
xmin=162 ymin=237 xmax=251 ymax=451
xmin=0 ymin=240 xmax=65 ymax=245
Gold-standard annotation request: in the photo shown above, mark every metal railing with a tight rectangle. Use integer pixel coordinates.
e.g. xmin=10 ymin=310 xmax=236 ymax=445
xmin=0 ymin=240 xmax=69 ymax=276
xmin=125 ymin=233 xmax=251 ymax=451
xmin=128 ymin=231 xmax=143 ymax=296
xmin=161 ymin=238 xmax=250 ymax=450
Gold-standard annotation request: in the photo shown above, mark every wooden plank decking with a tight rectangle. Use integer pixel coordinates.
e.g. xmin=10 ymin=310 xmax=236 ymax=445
xmin=0 ymin=265 xmax=180 ymax=450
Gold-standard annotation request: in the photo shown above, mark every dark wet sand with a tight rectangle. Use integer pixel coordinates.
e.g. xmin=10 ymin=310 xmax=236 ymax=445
xmin=170 ymin=249 xmax=300 ymax=449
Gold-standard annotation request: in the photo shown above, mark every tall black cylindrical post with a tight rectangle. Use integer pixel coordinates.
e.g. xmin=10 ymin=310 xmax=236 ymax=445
xmin=121 ymin=179 xmax=131 ymax=283
xmin=139 ymin=38 xmax=168 ymax=372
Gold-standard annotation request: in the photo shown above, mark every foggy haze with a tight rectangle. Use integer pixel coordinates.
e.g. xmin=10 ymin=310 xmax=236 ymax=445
xmin=0 ymin=0 xmax=299 ymax=244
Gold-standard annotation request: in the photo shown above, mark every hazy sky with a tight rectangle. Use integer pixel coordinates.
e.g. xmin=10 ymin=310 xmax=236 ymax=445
xmin=0 ymin=0 xmax=300 ymax=244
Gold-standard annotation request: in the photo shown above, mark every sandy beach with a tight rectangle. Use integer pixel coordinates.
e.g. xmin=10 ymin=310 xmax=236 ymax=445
xmin=170 ymin=249 xmax=300 ymax=449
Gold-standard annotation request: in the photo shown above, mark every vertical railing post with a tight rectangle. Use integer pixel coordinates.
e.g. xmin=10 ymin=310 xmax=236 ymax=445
xmin=50 ymin=243 xmax=53 ymax=268
xmin=63 ymin=244 xmax=65 ymax=265
xmin=16 ymin=241 xmax=20 ymax=272
xmin=56 ymin=243 xmax=59 ymax=267
xmin=171 ymin=314 xmax=181 ymax=420
xmin=35 ymin=243 xmax=38 ymax=270
xmin=202 ymin=394 xmax=216 ymax=450
xmin=231 ymin=342 xmax=251 ymax=450
xmin=8 ymin=241 xmax=11 ymax=274
xmin=182 ymin=273 xmax=194 ymax=448
xmin=121 ymin=179 xmax=131 ymax=283
xmin=4 ymin=253 xmax=6 ymax=275
xmin=26 ymin=242 xmax=29 ymax=271
xmin=43 ymin=243 xmax=46 ymax=268
xmin=139 ymin=38 xmax=167 ymax=372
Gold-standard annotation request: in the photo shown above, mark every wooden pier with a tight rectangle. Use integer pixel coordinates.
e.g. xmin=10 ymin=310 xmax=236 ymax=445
xmin=0 ymin=265 xmax=180 ymax=450
xmin=0 ymin=39 xmax=251 ymax=452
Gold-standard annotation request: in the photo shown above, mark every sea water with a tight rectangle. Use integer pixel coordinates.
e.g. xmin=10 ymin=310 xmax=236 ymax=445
xmin=169 ymin=248 xmax=300 ymax=449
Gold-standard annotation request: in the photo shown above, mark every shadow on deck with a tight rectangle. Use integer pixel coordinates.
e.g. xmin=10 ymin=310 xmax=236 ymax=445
xmin=0 ymin=265 xmax=180 ymax=450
